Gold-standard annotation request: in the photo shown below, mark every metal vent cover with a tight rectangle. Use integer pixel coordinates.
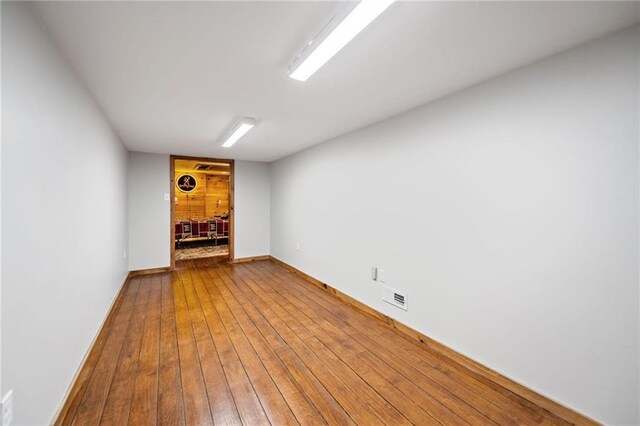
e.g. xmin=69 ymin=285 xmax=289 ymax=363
xmin=382 ymin=285 xmax=408 ymax=311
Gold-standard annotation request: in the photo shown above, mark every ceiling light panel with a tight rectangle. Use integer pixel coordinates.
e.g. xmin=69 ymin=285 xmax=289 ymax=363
xmin=288 ymin=0 xmax=395 ymax=81
xmin=221 ymin=117 xmax=256 ymax=148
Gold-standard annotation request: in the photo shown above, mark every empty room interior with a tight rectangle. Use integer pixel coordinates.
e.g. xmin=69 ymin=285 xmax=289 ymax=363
xmin=1 ymin=1 xmax=640 ymax=425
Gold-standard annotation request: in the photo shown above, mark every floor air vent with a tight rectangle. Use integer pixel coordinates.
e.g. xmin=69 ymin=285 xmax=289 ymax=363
xmin=383 ymin=285 xmax=408 ymax=311
xmin=194 ymin=163 xmax=216 ymax=170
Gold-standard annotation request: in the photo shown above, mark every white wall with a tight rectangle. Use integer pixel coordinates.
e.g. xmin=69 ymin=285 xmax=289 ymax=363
xmin=270 ymin=26 xmax=640 ymax=425
xmin=127 ymin=155 xmax=270 ymax=267
xmin=128 ymin=152 xmax=170 ymax=271
xmin=235 ymin=161 xmax=270 ymax=259
xmin=1 ymin=3 xmax=129 ymax=425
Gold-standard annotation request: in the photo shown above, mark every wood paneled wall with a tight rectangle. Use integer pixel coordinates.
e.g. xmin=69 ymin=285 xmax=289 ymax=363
xmin=175 ymin=173 xmax=229 ymax=219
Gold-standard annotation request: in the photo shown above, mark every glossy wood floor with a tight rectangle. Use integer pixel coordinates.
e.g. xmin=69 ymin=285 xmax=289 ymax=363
xmin=59 ymin=259 xmax=579 ymax=425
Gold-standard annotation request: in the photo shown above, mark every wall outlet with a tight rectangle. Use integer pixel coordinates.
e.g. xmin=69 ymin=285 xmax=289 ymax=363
xmin=377 ymin=268 xmax=386 ymax=283
xmin=164 ymin=193 xmax=170 ymax=201
xmin=2 ymin=390 xmax=13 ymax=426
xmin=296 ymin=242 xmax=300 ymax=251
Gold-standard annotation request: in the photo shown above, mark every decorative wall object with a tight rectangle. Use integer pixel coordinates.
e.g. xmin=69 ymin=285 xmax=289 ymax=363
xmin=176 ymin=174 xmax=197 ymax=192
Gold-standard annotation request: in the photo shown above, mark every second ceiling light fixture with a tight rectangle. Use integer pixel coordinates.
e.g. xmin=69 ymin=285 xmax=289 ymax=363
xmin=223 ymin=0 xmax=395 ymax=148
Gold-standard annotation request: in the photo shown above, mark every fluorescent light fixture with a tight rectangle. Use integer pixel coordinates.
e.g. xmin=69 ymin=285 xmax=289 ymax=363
xmin=288 ymin=0 xmax=395 ymax=82
xmin=221 ymin=117 xmax=256 ymax=148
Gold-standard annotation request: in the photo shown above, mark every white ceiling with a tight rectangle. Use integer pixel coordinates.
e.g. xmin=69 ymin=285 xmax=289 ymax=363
xmin=31 ymin=1 xmax=640 ymax=162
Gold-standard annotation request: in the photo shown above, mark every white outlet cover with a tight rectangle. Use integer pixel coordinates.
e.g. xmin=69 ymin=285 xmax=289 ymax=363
xmin=2 ymin=389 xmax=14 ymax=426
xmin=378 ymin=268 xmax=386 ymax=283
xmin=164 ymin=193 xmax=170 ymax=201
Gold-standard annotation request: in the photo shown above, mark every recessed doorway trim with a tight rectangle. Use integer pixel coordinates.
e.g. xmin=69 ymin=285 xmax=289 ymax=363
xmin=170 ymin=155 xmax=234 ymax=268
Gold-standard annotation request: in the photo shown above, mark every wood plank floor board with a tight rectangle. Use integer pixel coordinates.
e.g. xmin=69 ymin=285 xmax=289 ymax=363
xmin=157 ymin=272 xmax=186 ymax=426
xmin=113 ymin=278 xmax=143 ymax=326
xmin=129 ymin=273 xmax=163 ymax=425
xmin=171 ymin=270 xmax=216 ymax=426
xmin=198 ymin=263 xmax=354 ymax=425
xmin=251 ymin=260 xmax=572 ymax=426
xmin=60 ymin=259 xmax=591 ymax=425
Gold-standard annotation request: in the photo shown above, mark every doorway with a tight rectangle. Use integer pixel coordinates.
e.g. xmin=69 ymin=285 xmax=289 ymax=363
xmin=170 ymin=155 xmax=234 ymax=267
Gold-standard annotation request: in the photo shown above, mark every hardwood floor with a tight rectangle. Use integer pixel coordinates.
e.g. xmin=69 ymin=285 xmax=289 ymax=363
xmin=56 ymin=259 xmax=590 ymax=425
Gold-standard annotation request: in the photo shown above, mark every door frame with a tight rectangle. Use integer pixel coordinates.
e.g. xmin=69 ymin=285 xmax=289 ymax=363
xmin=170 ymin=155 xmax=235 ymax=268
